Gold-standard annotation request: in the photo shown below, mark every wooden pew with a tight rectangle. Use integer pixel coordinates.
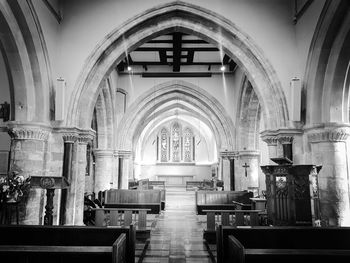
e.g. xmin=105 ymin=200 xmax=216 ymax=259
xmin=195 ymin=190 xmax=253 ymax=215
xmin=203 ymin=209 xmax=261 ymax=231
xmin=105 ymin=189 xmax=162 ymax=214
xmin=94 ymin=208 xmax=151 ymax=230
xmin=216 ymin=225 xmax=350 ymax=263
xmin=148 ymin=180 xmax=165 ymax=189
xmin=0 ymin=224 xmax=136 ymax=263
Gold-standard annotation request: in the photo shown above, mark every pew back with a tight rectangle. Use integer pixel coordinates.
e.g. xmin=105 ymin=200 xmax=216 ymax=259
xmin=196 ymin=191 xmax=253 ymax=214
xmin=217 ymin=226 xmax=350 ymax=263
xmin=0 ymin=225 xmax=136 ymax=263
xmin=105 ymin=189 xmax=162 ymax=214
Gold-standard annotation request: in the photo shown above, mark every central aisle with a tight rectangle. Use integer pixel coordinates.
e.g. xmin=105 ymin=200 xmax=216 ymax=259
xmin=137 ymin=187 xmax=215 ymax=263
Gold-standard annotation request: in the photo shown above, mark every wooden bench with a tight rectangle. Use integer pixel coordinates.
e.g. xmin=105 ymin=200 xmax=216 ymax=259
xmin=0 ymin=224 xmax=136 ymax=263
xmin=94 ymin=208 xmax=151 ymax=230
xmin=216 ymin=225 xmax=350 ymax=263
xmin=105 ymin=189 xmax=162 ymax=214
xmin=195 ymin=190 xmax=253 ymax=215
xmin=148 ymin=180 xmax=165 ymax=189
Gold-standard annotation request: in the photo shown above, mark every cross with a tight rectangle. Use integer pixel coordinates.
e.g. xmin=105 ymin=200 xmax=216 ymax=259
xmin=242 ymin=163 xmax=250 ymax=177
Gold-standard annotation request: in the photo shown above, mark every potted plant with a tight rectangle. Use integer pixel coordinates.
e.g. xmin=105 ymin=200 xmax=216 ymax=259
xmin=0 ymin=170 xmax=31 ymax=204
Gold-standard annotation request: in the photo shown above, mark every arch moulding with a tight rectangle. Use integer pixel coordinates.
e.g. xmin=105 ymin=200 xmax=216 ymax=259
xmin=67 ymin=1 xmax=288 ymax=131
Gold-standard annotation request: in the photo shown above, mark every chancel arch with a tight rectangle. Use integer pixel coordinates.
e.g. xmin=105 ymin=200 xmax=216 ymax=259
xmin=67 ymin=1 xmax=288 ymax=132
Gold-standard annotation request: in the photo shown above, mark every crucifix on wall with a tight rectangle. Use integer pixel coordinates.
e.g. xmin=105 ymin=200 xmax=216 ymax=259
xmin=242 ymin=162 xmax=250 ymax=177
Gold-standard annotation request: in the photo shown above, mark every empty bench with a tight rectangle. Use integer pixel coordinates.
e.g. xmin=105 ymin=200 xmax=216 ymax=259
xmin=0 ymin=224 xmax=136 ymax=263
xmin=105 ymin=189 xmax=162 ymax=214
xmin=216 ymin=225 xmax=350 ymax=263
xmin=196 ymin=190 xmax=253 ymax=215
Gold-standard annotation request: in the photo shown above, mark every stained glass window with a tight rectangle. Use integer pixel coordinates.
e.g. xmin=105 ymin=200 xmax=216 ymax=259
xmin=184 ymin=128 xmax=193 ymax=162
xmin=160 ymin=128 xmax=168 ymax=162
xmin=172 ymin=123 xmax=181 ymax=162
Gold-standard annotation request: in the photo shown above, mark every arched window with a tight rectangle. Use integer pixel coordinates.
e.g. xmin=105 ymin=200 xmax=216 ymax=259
xmin=172 ymin=122 xmax=181 ymax=162
xmin=183 ymin=127 xmax=193 ymax=162
xmin=160 ymin=128 xmax=168 ymax=162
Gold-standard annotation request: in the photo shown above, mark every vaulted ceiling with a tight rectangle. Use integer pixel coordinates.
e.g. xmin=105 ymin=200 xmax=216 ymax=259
xmin=117 ymin=33 xmax=237 ymax=77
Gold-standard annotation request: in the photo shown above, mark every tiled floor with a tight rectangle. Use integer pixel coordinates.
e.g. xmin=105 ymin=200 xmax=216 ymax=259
xmin=136 ymin=186 xmax=216 ymax=263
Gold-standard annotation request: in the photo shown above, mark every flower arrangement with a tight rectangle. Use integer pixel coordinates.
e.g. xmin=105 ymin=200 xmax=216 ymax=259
xmin=0 ymin=170 xmax=31 ymax=203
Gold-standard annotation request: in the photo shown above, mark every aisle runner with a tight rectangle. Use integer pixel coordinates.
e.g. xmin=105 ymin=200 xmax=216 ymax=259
xmin=136 ymin=187 xmax=215 ymax=263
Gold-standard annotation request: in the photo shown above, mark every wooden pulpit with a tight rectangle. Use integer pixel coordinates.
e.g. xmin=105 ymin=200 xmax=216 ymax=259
xmin=261 ymin=158 xmax=321 ymax=226
xmin=31 ymin=176 xmax=69 ymax=225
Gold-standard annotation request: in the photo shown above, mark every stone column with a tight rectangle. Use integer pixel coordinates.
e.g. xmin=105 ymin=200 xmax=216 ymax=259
xmin=7 ymin=122 xmax=51 ymax=224
xmin=307 ymin=126 xmax=350 ymax=226
xmin=261 ymin=135 xmax=278 ymax=164
xmin=116 ymin=150 xmax=132 ymax=189
xmin=94 ymin=149 xmax=114 ymax=193
xmin=219 ymin=151 xmax=237 ymax=191
xmin=111 ymin=151 xmax=119 ymax=189
xmin=238 ymin=150 xmax=260 ymax=192
xmin=73 ymin=131 xmax=94 ymax=225
xmin=60 ymin=132 xmax=78 ymax=225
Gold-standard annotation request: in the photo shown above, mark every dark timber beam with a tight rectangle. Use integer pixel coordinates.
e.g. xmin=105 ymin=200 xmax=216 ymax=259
xmin=135 ymin=47 xmax=219 ymax=52
xmin=173 ymin=32 xmax=182 ymax=72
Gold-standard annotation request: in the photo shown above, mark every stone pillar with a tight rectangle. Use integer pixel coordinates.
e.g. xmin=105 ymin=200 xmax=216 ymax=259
xmin=73 ymin=131 xmax=94 ymax=225
xmin=111 ymin=151 xmax=119 ymax=189
xmin=261 ymin=136 xmax=278 ymax=164
xmin=60 ymin=132 xmax=78 ymax=225
xmin=116 ymin=150 xmax=132 ymax=189
xmin=238 ymin=150 xmax=260 ymax=192
xmin=219 ymin=151 xmax=237 ymax=191
xmin=7 ymin=122 xmax=51 ymax=224
xmin=307 ymin=126 xmax=350 ymax=226
xmin=94 ymin=149 xmax=114 ymax=193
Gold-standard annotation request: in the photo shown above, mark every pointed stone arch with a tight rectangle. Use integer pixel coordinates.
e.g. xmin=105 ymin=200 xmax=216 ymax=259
xmin=304 ymin=0 xmax=350 ymax=124
xmin=0 ymin=0 xmax=53 ymax=122
xmin=67 ymin=1 xmax=288 ymax=131
xmin=116 ymin=80 xmax=235 ymax=154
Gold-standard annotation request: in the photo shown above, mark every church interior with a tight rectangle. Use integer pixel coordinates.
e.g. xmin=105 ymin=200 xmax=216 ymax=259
xmin=1 ymin=0 xmax=350 ymax=262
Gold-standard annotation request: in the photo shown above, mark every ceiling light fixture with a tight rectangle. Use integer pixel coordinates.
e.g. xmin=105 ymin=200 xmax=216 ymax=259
xmin=220 ymin=65 xmax=226 ymax=72
xmin=127 ymin=66 xmax=132 ymax=71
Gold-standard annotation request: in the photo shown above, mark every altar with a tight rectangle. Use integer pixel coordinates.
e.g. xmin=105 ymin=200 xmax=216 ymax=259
xmin=156 ymin=174 xmax=194 ymax=186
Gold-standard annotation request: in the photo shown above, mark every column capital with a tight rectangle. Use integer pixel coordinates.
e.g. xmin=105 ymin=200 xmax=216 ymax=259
xmin=261 ymin=135 xmax=278 ymax=146
xmin=307 ymin=125 xmax=350 ymax=143
xmin=219 ymin=150 xmax=238 ymax=159
xmin=53 ymin=127 xmax=95 ymax=144
xmin=7 ymin=121 xmax=52 ymax=141
xmin=93 ymin=149 xmax=114 ymax=158
xmin=238 ymin=150 xmax=260 ymax=158
xmin=78 ymin=129 xmax=95 ymax=144
xmin=115 ymin=149 xmax=133 ymax=158
xmin=261 ymin=128 xmax=302 ymax=145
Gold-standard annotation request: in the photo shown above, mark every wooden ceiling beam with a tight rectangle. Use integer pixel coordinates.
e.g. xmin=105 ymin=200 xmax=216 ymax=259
xmin=135 ymin=47 xmax=219 ymax=52
xmin=172 ymin=32 xmax=182 ymax=72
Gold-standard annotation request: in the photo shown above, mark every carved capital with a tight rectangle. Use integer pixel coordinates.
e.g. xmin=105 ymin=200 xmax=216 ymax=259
xmin=308 ymin=127 xmax=350 ymax=143
xmin=219 ymin=150 xmax=238 ymax=159
xmin=7 ymin=122 xmax=51 ymax=141
xmin=93 ymin=149 xmax=114 ymax=158
xmin=238 ymin=150 xmax=260 ymax=159
xmin=62 ymin=133 xmax=78 ymax=143
xmin=278 ymin=136 xmax=293 ymax=145
xmin=78 ymin=129 xmax=95 ymax=144
xmin=115 ymin=149 xmax=133 ymax=158
xmin=262 ymin=136 xmax=278 ymax=146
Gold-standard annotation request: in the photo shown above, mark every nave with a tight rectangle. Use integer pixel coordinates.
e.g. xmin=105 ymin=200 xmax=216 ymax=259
xmin=136 ymin=187 xmax=215 ymax=263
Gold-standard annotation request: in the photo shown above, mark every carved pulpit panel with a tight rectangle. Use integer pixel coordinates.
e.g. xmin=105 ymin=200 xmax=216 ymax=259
xmin=261 ymin=164 xmax=321 ymax=226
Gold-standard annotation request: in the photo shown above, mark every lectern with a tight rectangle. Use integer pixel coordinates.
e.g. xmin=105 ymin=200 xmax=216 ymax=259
xmin=261 ymin=158 xmax=321 ymax=226
xmin=31 ymin=176 xmax=69 ymax=225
